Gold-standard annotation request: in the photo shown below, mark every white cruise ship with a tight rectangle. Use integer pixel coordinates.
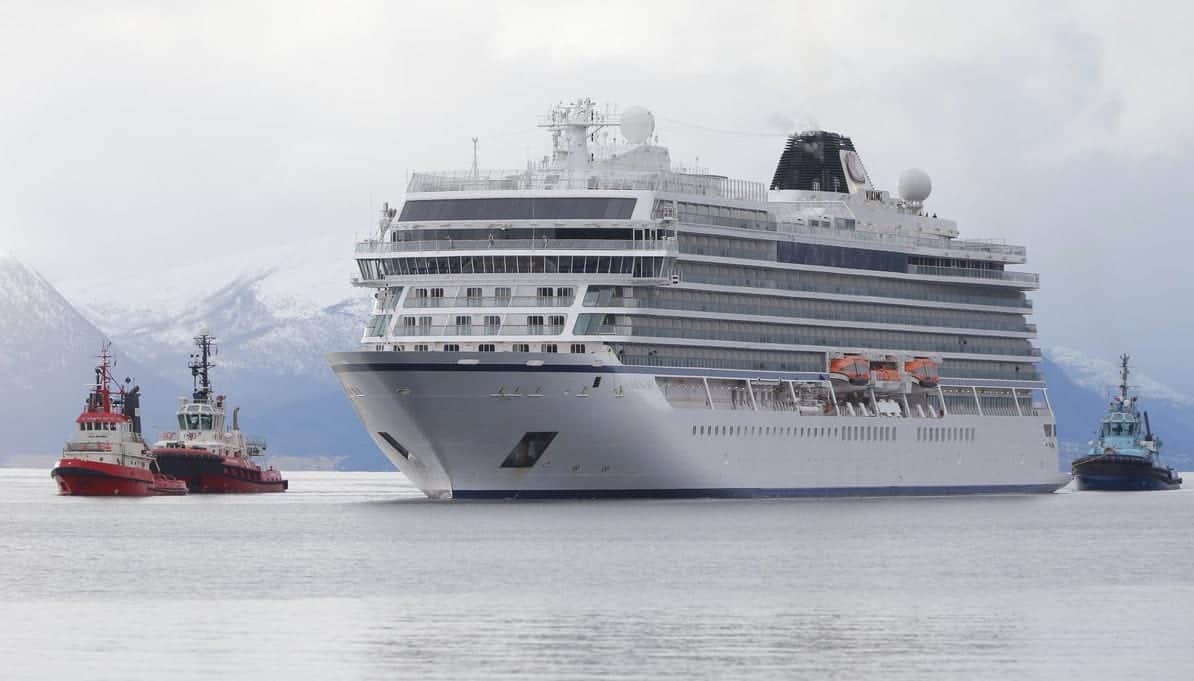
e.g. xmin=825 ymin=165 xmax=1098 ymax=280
xmin=328 ymin=99 xmax=1068 ymax=499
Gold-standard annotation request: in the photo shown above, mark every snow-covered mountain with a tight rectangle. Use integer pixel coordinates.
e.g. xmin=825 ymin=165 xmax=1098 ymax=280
xmin=59 ymin=234 xmax=366 ymax=377
xmin=0 ymin=251 xmax=179 ymax=465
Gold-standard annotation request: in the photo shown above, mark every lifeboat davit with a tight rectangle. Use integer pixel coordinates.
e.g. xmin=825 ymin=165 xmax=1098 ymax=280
xmin=905 ymin=358 xmax=940 ymax=388
xmin=829 ymin=355 xmax=871 ymax=388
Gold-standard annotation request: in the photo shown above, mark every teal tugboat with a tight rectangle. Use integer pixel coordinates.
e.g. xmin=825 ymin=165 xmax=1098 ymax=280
xmin=1071 ymin=355 xmax=1182 ymax=491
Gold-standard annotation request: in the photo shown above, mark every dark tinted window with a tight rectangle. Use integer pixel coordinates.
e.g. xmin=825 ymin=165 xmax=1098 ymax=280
xmin=399 ymin=198 xmax=636 ymax=221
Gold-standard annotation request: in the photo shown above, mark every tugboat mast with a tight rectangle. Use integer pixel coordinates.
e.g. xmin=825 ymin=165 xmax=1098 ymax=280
xmin=189 ymin=328 xmax=216 ymax=401
xmin=90 ymin=342 xmax=116 ymax=413
xmin=1119 ymin=353 xmax=1130 ymax=402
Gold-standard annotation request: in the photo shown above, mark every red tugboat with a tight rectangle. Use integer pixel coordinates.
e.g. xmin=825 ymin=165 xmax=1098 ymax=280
xmin=151 ymin=328 xmax=287 ymax=493
xmin=51 ymin=344 xmax=188 ymax=497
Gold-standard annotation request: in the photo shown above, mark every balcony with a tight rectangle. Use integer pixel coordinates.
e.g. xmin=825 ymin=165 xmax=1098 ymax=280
xmin=355 ymin=238 xmax=677 ymax=255
xmin=906 ymin=264 xmax=1040 ymax=286
xmin=773 ymin=221 xmax=1028 ymax=262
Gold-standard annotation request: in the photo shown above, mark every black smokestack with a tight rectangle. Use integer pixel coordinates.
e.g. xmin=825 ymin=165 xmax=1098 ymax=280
xmin=123 ymin=386 xmax=142 ymax=434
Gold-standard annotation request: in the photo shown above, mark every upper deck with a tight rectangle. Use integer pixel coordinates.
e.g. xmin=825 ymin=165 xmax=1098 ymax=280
xmin=347 ymin=101 xmax=1042 ymax=381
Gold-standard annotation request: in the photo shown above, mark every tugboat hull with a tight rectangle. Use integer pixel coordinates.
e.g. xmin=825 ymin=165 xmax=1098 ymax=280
xmin=51 ymin=458 xmax=155 ymax=497
xmin=152 ymin=448 xmax=288 ymax=493
xmin=1072 ymin=455 xmax=1182 ymax=491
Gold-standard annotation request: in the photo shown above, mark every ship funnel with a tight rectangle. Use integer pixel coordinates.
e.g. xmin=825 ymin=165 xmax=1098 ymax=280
xmin=233 ymin=406 xmax=240 ymax=431
xmin=123 ymin=385 xmax=142 ymax=434
xmin=770 ymin=130 xmax=869 ymax=194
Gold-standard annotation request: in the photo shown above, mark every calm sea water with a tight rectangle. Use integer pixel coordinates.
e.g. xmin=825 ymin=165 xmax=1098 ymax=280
xmin=1 ymin=468 xmax=1191 ymax=680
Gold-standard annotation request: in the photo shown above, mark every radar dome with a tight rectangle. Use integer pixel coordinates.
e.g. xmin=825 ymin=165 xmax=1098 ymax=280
xmin=621 ymin=106 xmax=655 ymax=145
xmin=898 ymin=168 xmax=932 ymax=203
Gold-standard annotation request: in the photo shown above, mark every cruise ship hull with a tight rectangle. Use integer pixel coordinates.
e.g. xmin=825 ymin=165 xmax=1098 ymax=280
xmin=330 ymin=352 xmax=1069 ymax=499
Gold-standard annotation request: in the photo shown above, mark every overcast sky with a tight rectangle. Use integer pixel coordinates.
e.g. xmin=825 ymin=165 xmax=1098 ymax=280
xmin=2 ymin=1 xmax=1192 ymax=379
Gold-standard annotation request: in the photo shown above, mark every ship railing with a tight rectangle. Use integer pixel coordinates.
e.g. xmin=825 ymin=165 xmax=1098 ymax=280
xmin=906 ymin=264 xmax=1040 ymax=285
xmin=407 ymin=170 xmax=767 ymax=201
xmin=355 ymin=238 xmax=677 ymax=255
xmin=772 ymin=222 xmax=1027 ymax=260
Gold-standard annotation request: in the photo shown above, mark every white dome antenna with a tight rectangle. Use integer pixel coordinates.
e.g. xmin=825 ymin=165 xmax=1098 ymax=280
xmin=620 ymin=106 xmax=655 ymax=145
xmin=898 ymin=168 xmax=932 ymax=204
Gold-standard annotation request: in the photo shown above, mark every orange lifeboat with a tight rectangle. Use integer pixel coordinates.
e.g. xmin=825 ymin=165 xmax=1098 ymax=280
xmin=905 ymin=358 xmax=940 ymax=388
xmin=829 ymin=355 xmax=870 ymax=387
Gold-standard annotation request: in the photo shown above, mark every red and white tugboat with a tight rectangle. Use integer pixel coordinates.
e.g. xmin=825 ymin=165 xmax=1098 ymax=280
xmin=51 ymin=344 xmax=188 ymax=497
xmin=151 ymin=328 xmax=288 ymax=493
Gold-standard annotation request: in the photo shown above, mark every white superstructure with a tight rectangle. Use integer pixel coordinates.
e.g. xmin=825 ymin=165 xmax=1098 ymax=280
xmin=329 ymin=98 xmax=1066 ymax=498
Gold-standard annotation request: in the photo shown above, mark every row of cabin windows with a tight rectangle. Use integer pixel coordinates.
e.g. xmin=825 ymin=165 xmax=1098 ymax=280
xmin=680 ymin=262 xmax=1028 ymax=309
xmin=842 ymin=425 xmax=897 ymax=441
xmin=357 ymin=255 xmax=671 ymax=278
xmin=584 ymin=286 xmax=1031 ymax=333
xmin=81 ymin=422 xmax=120 ymax=431
xmin=403 ymin=343 xmax=584 ymax=353
xmin=689 ymin=424 xmax=975 ymax=443
xmin=691 ymin=424 xmax=898 ymax=441
xmin=395 ymin=314 xmax=565 ymax=330
xmin=916 ymin=427 xmax=976 ymax=442
xmin=397 ymin=197 xmax=636 ymax=221
xmin=390 ymin=227 xmax=636 ymax=242
xmin=579 ymin=314 xmax=1035 ymax=357
xmin=413 ymin=287 xmax=574 ymax=299
xmin=694 ymin=424 xmax=837 ymax=438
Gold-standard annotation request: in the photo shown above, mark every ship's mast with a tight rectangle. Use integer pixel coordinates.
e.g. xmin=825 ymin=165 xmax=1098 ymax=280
xmin=538 ymin=98 xmax=615 ymax=173
xmin=91 ymin=342 xmax=115 ymax=413
xmin=1119 ymin=353 xmax=1130 ymax=402
xmin=189 ymin=329 xmax=217 ymax=401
